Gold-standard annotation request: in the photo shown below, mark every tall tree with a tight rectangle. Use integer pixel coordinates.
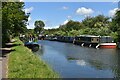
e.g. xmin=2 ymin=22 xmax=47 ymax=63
xmin=34 ymin=20 xmax=45 ymax=34
xmin=65 ymin=20 xmax=84 ymax=31
xmin=2 ymin=2 xmax=29 ymax=47
xmin=111 ymin=10 xmax=120 ymax=42
xmin=82 ymin=15 xmax=110 ymax=28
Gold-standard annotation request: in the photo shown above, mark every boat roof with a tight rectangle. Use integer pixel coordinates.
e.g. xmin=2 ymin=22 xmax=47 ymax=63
xmin=78 ymin=35 xmax=112 ymax=38
xmin=79 ymin=35 xmax=100 ymax=37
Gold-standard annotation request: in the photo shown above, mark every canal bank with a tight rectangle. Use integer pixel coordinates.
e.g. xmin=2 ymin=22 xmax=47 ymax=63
xmin=8 ymin=38 xmax=59 ymax=78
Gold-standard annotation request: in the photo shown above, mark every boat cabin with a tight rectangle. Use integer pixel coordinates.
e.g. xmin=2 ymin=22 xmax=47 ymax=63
xmin=100 ymin=36 xmax=113 ymax=43
xmin=75 ymin=35 xmax=114 ymax=43
xmin=75 ymin=35 xmax=100 ymax=43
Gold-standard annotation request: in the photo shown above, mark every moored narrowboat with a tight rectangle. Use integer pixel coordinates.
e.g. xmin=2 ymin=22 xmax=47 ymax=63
xmin=97 ymin=43 xmax=116 ymax=49
xmin=56 ymin=36 xmax=74 ymax=43
xmin=74 ymin=35 xmax=116 ymax=49
xmin=96 ymin=36 xmax=116 ymax=48
xmin=45 ymin=35 xmax=117 ymax=49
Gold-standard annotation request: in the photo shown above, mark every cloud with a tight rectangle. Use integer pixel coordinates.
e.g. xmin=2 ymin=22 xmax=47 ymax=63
xmin=24 ymin=7 xmax=34 ymax=14
xmin=26 ymin=15 xmax=33 ymax=29
xmin=76 ymin=7 xmax=94 ymax=16
xmin=62 ymin=6 xmax=69 ymax=10
xmin=63 ymin=19 xmax=69 ymax=25
xmin=109 ymin=8 xmax=118 ymax=17
xmin=20 ymin=0 xmax=24 ymax=2
xmin=44 ymin=25 xmax=59 ymax=29
xmin=43 ymin=20 xmax=59 ymax=29
xmin=112 ymin=0 xmax=118 ymax=3
xmin=27 ymin=22 xmax=34 ymax=29
xmin=28 ymin=17 xmax=31 ymax=22
xmin=45 ymin=19 xmax=69 ymax=29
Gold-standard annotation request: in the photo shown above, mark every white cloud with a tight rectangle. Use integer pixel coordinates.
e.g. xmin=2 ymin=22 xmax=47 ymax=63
xmin=42 ymin=20 xmax=59 ymax=29
xmin=112 ymin=0 xmax=118 ymax=3
xmin=28 ymin=17 xmax=31 ymax=22
xmin=63 ymin=19 xmax=69 ymax=25
xmin=109 ymin=8 xmax=118 ymax=17
xmin=44 ymin=25 xmax=59 ymax=29
xmin=24 ymin=7 xmax=34 ymax=14
xmin=62 ymin=6 xmax=69 ymax=10
xmin=76 ymin=7 xmax=94 ymax=16
xmin=20 ymin=0 xmax=24 ymax=2
xmin=45 ymin=19 xmax=69 ymax=29
xmin=27 ymin=22 xmax=34 ymax=29
xmin=26 ymin=16 xmax=32 ymax=29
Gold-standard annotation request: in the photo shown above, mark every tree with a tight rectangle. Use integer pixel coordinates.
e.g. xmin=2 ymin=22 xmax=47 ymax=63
xmin=34 ymin=20 xmax=45 ymax=34
xmin=110 ymin=10 xmax=120 ymax=42
xmin=65 ymin=20 xmax=83 ymax=31
xmin=82 ymin=15 xmax=110 ymax=28
xmin=2 ymin=2 xmax=29 ymax=47
xmin=82 ymin=16 xmax=94 ymax=28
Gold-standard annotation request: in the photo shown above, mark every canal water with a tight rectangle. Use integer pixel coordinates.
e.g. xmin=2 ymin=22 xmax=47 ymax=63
xmin=35 ymin=40 xmax=120 ymax=78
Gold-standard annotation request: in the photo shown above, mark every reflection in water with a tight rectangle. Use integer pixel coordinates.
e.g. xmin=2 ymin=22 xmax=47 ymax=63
xmin=36 ymin=40 xmax=120 ymax=78
xmin=32 ymin=46 xmax=39 ymax=52
xmin=76 ymin=60 xmax=86 ymax=66
xmin=88 ymin=60 xmax=107 ymax=70
xmin=34 ymin=45 xmax=44 ymax=56
xmin=114 ymin=50 xmax=120 ymax=79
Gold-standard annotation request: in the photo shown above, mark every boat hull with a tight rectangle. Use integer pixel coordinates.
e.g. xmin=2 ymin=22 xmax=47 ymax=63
xmin=98 ymin=43 xmax=116 ymax=49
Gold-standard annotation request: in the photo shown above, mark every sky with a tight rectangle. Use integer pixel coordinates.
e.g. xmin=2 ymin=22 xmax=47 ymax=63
xmin=23 ymin=2 xmax=119 ymax=29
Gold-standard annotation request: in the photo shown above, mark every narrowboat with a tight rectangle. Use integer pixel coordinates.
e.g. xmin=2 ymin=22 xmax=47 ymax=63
xmin=56 ymin=36 xmax=64 ymax=42
xmin=97 ymin=36 xmax=116 ymax=48
xmin=74 ymin=35 xmax=116 ymax=49
xmin=24 ymin=42 xmax=39 ymax=51
xmin=74 ymin=35 xmax=99 ymax=47
xmin=57 ymin=36 xmax=74 ymax=43
xmin=44 ymin=36 xmax=57 ymax=41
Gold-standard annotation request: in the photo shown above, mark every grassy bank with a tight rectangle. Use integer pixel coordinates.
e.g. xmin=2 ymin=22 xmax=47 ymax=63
xmin=8 ymin=38 xmax=59 ymax=78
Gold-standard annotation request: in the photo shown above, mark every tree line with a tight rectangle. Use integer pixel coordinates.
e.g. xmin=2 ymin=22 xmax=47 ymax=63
xmin=2 ymin=2 xmax=120 ymax=47
xmin=43 ymin=11 xmax=120 ymax=43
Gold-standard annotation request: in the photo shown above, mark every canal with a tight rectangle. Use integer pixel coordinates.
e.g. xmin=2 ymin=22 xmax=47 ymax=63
xmin=35 ymin=40 xmax=120 ymax=78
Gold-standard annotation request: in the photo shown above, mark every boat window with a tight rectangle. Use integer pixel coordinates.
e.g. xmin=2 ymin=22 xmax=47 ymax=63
xmin=97 ymin=39 xmax=99 ymax=41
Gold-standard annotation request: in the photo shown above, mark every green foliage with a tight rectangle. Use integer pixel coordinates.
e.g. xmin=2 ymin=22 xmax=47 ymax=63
xmin=110 ymin=10 xmax=120 ymax=42
xmin=54 ymin=30 xmax=66 ymax=36
xmin=65 ymin=20 xmax=84 ymax=31
xmin=2 ymin=2 xmax=29 ymax=47
xmin=34 ymin=20 xmax=45 ymax=34
xmin=82 ymin=17 xmax=95 ymax=28
xmin=44 ymin=14 xmax=119 ymax=42
xmin=44 ymin=28 xmax=59 ymax=36
xmin=68 ymin=30 xmax=80 ymax=36
xmin=110 ymin=32 xmax=118 ymax=42
xmin=82 ymin=15 xmax=109 ymax=28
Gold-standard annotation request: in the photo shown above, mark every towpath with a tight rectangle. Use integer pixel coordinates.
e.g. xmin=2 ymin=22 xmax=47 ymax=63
xmin=0 ymin=48 xmax=11 ymax=79
xmin=0 ymin=56 xmax=2 ymax=79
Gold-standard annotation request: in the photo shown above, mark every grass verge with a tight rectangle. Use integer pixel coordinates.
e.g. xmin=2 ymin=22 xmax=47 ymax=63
xmin=8 ymin=38 xmax=59 ymax=78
